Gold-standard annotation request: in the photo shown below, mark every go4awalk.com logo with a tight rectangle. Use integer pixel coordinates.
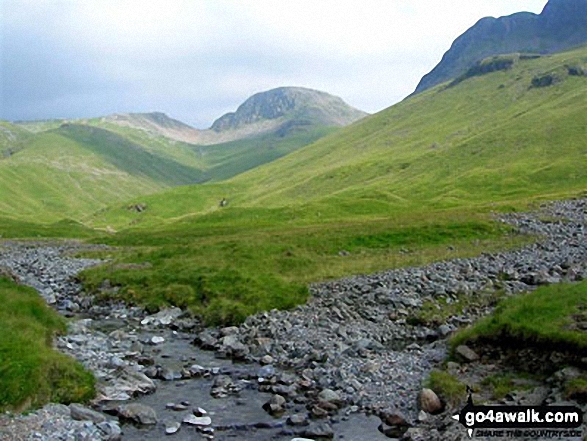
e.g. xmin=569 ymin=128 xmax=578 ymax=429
xmin=452 ymin=394 xmax=584 ymax=438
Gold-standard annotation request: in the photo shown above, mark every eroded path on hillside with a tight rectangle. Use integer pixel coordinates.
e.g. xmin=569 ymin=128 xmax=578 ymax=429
xmin=0 ymin=199 xmax=586 ymax=440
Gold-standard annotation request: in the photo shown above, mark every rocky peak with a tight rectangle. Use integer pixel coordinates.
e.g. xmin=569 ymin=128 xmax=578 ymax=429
xmin=414 ymin=0 xmax=587 ymax=94
xmin=210 ymin=87 xmax=367 ymax=133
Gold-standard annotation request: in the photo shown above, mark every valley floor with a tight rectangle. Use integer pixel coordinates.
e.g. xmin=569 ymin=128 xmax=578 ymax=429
xmin=0 ymin=199 xmax=586 ymax=440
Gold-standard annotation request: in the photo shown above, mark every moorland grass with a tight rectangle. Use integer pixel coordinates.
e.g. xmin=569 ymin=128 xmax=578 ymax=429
xmin=89 ymin=46 xmax=587 ymax=232
xmin=80 ymin=207 xmax=528 ymax=325
xmin=426 ymin=370 xmax=467 ymax=406
xmin=451 ymin=280 xmax=587 ymax=352
xmin=0 ymin=216 xmax=98 ymax=239
xmin=0 ymin=278 xmax=94 ymax=412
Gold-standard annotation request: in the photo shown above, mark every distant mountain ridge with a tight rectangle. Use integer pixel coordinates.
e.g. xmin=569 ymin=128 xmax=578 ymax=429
xmin=415 ymin=0 xmax=587 ymax=93
xmin=1 ymin=87 xmax=365 ymax=221
xmin=103 ymin=87 xmax=367 ymax=145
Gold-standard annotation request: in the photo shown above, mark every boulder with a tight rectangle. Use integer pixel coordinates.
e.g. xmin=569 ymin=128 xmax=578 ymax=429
xmin=117 ymin=403 xmax=157 ymax=425
xmin=419 ymin=388 xmax=443 ymax=414
xmin=455 ymin=345 xmax=479 ymax=362
xmin=69 ymin=403 xmax=107 ymax=424
xmin=317 ymin=389 xmax=342 ymax=406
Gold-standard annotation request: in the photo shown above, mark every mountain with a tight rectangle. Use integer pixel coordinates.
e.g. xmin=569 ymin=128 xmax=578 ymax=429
xmin=0 ymin=126 xmax=168 ymax=221
xmin=92 ymin=44 xmax=587 ymax=229
xmin=208 ymin=87 xmax=368 ymax=141
xmin=97 ymin=87 xmax=366 ymax=146
xmin=2 ymin=87 xmax=365 ymax=221
xmin=101 ymin=112 xmax=201 ymax=145
xmin=414 ymin=0 xmax=587 ymax=94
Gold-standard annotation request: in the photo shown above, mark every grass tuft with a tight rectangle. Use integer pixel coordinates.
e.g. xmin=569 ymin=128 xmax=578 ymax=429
xmin=426 ymin=370 xmax=467 ymax=407
xmin=0 ymin=278 xmax=95 ymax=411
xmin=451 ymin=281 xmax=587 ymax=352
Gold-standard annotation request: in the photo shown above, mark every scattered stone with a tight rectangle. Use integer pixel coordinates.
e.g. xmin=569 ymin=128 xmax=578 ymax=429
xmin=317 ymin=389 xmax=342 ymax=407
xmin=117 ymin=403 xmax=157 ymax=426
xmin=300 ymin=423 xmax=334 ymax=439
xmin=165 ymin=421 xmax=181 ymax=435
xmin=455 ymin=345 xmax=479 ymax=362
xmin=150 ymin=335 xmax=165 ymax=345
xmin=419 ymin=388 xmax=443 ymax=414
xmin=262 ymin=394 xmax=287 ymax=415
xmin=287 ymin=413 xmax=310 ymax=426
xmin=183 ymin=414 xmax=212 ymax=426
xmin=69 ymin=403 xmax=107 ymax=424
xmin=260 ymin=354 xmax=275 ymax=365
xmin=194 ymin=407 xmax=208 ymax=417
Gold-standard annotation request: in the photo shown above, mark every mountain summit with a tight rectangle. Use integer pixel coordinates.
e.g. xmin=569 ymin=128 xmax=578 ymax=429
xmin=414 ymin=0 xmax=587 ymax=94
xmin=210 ymin=87 xmax=367 ymax=134
xmin=103 ymin=87 xmax=367 ymax=145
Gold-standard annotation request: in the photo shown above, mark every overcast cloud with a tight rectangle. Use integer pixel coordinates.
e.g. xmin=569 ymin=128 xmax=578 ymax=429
xmin=0 ymin=0 xmax=547 ymax=128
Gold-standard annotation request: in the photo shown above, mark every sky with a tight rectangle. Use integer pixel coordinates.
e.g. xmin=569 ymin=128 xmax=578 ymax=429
xmin=0 ymin=0 xmax=548 ymax=128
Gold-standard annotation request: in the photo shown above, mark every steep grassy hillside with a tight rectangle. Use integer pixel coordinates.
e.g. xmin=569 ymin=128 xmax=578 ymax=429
xmin=89 ymin=119 xmax=335 ymax=183
xmin=0 ymin=121 xmax=31 ymax=156
xmin=0 ymin=129 xmax=167 ymax=221
xmin=75 ymin=47 xmax=587 ymax=325
xmin=5 ymin=87 xmax=362 ymax=222
xmin=94 ymin=46 xmax=587 ymax=229
xmin=55 ymin=124 xmax=206 ymax=186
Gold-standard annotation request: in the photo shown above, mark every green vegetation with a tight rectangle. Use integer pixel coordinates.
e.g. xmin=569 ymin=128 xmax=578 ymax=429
xmin=451 ymin=280 xmax=587 ymax=352
xmin=0 ymin=217 xmax=98 ymax=239
xmin=564 ymin=376 xmax=587 ymax=402
xmin=191 ymin=127 xmax=335 ymax=182
xmin=92 ymin=46 xmax=587 ymax=232
xmin=0 ymin=129 xmax=164 ymax=222
xmin=449 ymin=54 xmax=521 ymax=87
xmin=426 ymin=370 xmax=467 ymax=406
xmin=481 ymin=372 xmax=541 ymax=400
xmin=57 ymin=124 xmax=206 ymax=186
xmin=80 ymin=210 xmax=524 ymax=325
xmin=412 ymin=289 xmax=507 ymax=327
xmin=70 ymin=46 xmax=587 ymax=324
xmin=1 ymin=116 xmax=340 ymax=223
xmin=0 ymin=278 xmax=94 ymax=411
xmin=5 ymin=47 xmax=587 ymax=326
xmin=88 ymin=119 xmax=335 ymax=183
xmin=0 ymin=121 xmax=31 ymax=156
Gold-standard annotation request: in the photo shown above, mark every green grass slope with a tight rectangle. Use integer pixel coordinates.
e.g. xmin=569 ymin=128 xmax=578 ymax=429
xmin=0 ymin=129 xmax=166 ymax=221
xmin=56 ymin=124 xmax=207 ymax=186
xmin=88 ymin=119 xmax=335 ymax=183
xmin=78 ymin=46 xmax=587 ymax=325
xmin=233 ymin=48 xmax=587 ymax=212
xmin=0 ymin=121 xmax=32 ymax=156
xmin=94 ymin=45 xmax=587 ymax=229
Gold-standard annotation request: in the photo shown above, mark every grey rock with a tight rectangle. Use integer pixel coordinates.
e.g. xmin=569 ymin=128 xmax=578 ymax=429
xmin=301 ymin=423 xmax=334 ymax=439
xmin=183 ymin=414 xmax=212 ymax=426
xmin=287 ymin=413 xmax=310 ymax=426
xmin=97 ymin=421 xmax=122 ymax=441
xmin=165 ymin=421 xmax=181 ymax=434
xmin=419 ymin=388 xmax=443 ymax=414
xmin=455 ymin=345 xmax=479 ymax=362
xmin=69 ymin=403 xmax=107 ymax=424
xmin=317 ymin=388 xmax=341 ymax=406
xmin=117 ymin=403 xmax=157 ymax=426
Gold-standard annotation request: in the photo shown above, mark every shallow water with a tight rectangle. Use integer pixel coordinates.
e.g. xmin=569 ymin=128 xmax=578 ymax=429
xmin=113 ymin=328 xmax=391 ymax=440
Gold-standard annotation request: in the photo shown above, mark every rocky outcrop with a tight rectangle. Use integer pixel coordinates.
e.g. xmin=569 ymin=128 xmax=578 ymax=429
xmin=415 ymin=0 xmax=587 ymax=94
xmin=210 ymin=87 xmax=367 ymax=132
